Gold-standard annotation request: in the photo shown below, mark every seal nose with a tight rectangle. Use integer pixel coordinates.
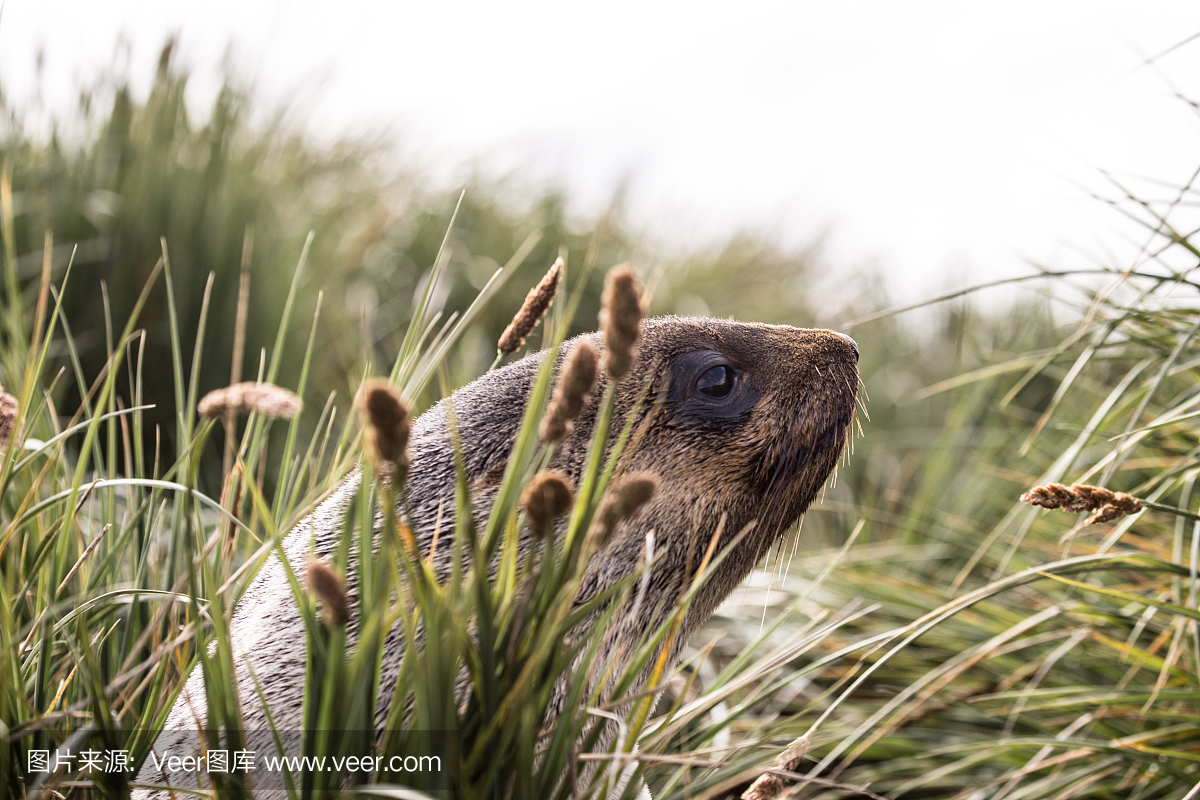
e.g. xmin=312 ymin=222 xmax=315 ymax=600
xmin=835 ymin=332 xmax=859 ymax=361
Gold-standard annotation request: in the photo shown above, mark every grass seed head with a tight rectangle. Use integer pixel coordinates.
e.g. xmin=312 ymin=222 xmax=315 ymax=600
xmin=539 ymin=340 xmax=598 ymax=442
xmin=1021 ymin=482 xmax=1142 ymax=526
xmin=741 ymin=735 xmax=811 ymax=800
xmin=588 ymin=472 xmax=658 ymax=547
xmin=198 ymin=382 xmax=302 ymax=420
xmin=357 ymin=379 xmax=411 ymax=481
xmin=306 ymin=558 xmax=350 ymax=628
xmin=0 ymin=387 xmax=17 ymax=450
xmin=498 ymin=256 xmax=563 ymax=354
xmin=600 ymin=264 xmax=642 ymax=380
xmin=521 ymin=470 xmax=574 ymax=538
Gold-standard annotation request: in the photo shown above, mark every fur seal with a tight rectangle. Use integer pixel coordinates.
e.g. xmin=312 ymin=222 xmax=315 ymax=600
xmin=135 ymin=315 xmax=859 ymax=797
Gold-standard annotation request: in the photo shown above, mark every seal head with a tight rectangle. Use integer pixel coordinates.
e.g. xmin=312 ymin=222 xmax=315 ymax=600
xmin=563 ymin=317 xmax=860 ymax=658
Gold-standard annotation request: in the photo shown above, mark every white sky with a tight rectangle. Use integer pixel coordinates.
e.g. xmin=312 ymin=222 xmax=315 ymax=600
xmin=4 ymin=1 xmax=1200 ymax=305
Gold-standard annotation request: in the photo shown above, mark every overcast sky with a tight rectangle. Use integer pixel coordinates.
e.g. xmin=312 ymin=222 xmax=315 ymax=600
xmin=4 ymin=1 xmax=1200 ymax=305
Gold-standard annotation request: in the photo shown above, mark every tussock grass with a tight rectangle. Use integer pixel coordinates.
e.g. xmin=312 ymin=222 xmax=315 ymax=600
xmin=0 ymin=198 xmax=851 ymax=799
xmin=6 ymin=34 xmax=1200 ymax=800
xmin=658 ymin=215 xmax=1200 ymax=798
xmin=0 ymin=217 xmax=362 ymax=796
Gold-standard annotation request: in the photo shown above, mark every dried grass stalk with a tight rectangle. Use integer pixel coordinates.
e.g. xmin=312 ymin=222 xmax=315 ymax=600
xmin=1021 ymin=482 xmax=1142 ymax=526
xmin=600 ymin=265 xmax=642 ymax=380
xmin=498 ymin=257 xmax=563 ymax=354
xmin=539 ymin=340 xmax=599 ymax=442
xmin=198 ymin=382 xmax=301 ymax=420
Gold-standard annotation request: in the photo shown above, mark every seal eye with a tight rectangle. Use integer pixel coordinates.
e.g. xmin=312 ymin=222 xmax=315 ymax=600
xmin=669 ymin=349 xmax=757 ymax=421
xmin=697 ymin=365 xmax=735 ymax=398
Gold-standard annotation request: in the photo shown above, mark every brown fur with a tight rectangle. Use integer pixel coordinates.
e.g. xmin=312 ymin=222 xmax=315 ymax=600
xmin=559 ymin=319 xmax=859 ymax=711
xmin=135 ymin=316 xmax=859 ymax=797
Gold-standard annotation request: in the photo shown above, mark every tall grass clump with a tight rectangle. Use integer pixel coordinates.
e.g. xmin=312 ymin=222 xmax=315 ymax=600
xmin=0 ymin=217 xmax=358 ymax=797
xmin=0 ymin=40 xmax=875 ymax=800
xmin=0 ymin=190 xmax=854 ymax=799
xmin=0 ymin=40 xmax=644 ymax=496
xmin=644 ymin=193 xmax=1200 ymax=798
xmin=18 ymin=31 xmax=1200 ymax=800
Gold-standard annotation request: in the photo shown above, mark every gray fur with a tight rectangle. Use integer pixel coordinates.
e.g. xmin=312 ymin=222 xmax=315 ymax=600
xmin=134 ymin=316 xmax=859 ymax=797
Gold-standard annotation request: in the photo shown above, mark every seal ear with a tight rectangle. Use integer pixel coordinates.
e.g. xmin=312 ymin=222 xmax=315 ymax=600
xmin=668 ymin=349 xmax=761 ymax=422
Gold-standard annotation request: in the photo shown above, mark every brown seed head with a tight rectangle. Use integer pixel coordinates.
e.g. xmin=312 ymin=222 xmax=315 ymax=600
xmin=599 ymin=265 xmax=642 ymax=380
xmin=1086 ymin=492 xmax=1142 ymax=525
xmin=0 ymin=388 xmax=17 ymax=451
xmin=357 ymin=379 xmax=411 ymax=480
xmin=306 ymin=558 xmax=350 ymax=628
xmin=742 ymin=772 xmax=783 ymax=800
xmin=498 ymin=257 xmax=563 ymax=354
xmin=1020 ymin=482 xmax=1142 ymax=526
xmin=539 ymin=340 xmax=599 ymax=442
xmin=521 ymin=470 xmax=575 ymax=538
xmin=198 ymin=382 xmax=301 ymax=420
xmin=741 ymin=735 xmax=811 ymax=800
xmin=588 ymin=473 xmax=658 ymax=547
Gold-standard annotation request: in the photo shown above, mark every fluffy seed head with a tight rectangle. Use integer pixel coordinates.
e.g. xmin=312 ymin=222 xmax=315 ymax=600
xmin=198 ymin=382 xmax=301 ymax=420
xmin=599 ymin=265 xmax=642 ymax=380
xmin=306 ymin=558 xmax=350 ymax=628
xmin=357 ymin=379 xmax=411 ymax=480
xmin=741 ymin=735 xmax=811 ymax=800
xmin=498 ymin=257 xmax=563 ymax=354
xmin=0 ymin=388 xmax=17 ymax=451
xmin=588 ymin=473 xmax=658 ymax=547
xmin=539 ymin=340 xmax=599 ymax=442
xmin=521 ymin=470 xmax=575 ymax=538
xmin=1021 ymin=482 xmax=1142 ymax=526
